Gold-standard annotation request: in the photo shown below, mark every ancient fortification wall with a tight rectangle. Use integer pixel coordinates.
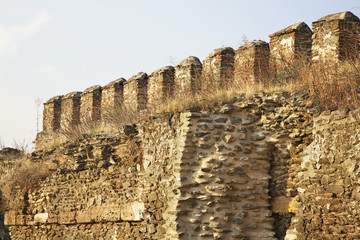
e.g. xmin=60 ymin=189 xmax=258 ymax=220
xmin=2 ymin=11 xmax=360 ymax=240
xmin=40 ymin=11 xmax=360 ymax=138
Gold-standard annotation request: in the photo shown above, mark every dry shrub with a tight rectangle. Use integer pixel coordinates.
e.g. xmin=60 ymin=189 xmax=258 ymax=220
xmin=103 ymin=103 xmax=151 ymax=129
xmin=302 ymin=60 xmax=360 ymax=110
xmin=0 ymin=155 xmax=52 ymax=212
xmin=59 ymin=114 xmax=102 ymax=141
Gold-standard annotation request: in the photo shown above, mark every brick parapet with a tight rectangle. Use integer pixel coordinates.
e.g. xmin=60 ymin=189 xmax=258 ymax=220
xmin=60 ymin=91 xmax=81 ymax=129
xmin=43 ymin=95 xmax=62 ymax=133
xmin=123 ymin=72 xmax=148 ymax=111
xmin=312 ymin=11 xmax=360 ymax=62
xmin=101 ymin=78 xmax=125 ymax=120
xmin=147 ymin=66 xmax=175 ymax=108
xmin=40 ymin=11 xmax=360 ymax=137
xmin=202 ymin=47 xmax=235 ymax=88
xmin=234 ymin=40 xmax=270 ymax=84
xmin=269 ymin=22 xmax=312 ymax=68
xmin=80 ymin=85 xmax=102 ymax=122
xmin=174 ymin=56 xmax=202 ymax=96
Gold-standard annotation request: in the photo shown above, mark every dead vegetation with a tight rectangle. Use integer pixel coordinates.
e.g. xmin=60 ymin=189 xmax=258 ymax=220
xmin=0 ymin=150 xmax=53 ymax=212
xmin=56 ymin=54 xmax=360 ymax=140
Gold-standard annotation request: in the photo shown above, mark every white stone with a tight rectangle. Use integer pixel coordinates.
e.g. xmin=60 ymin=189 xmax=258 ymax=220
xmin=34 ymin=213 xmax=48 ymax=224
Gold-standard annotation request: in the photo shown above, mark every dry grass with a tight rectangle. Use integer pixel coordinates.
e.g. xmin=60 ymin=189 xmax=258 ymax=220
xmin=0 ymin=153 xmax=53 ymax=212
xmin=59 ymin=55 xmax=360 ymax=140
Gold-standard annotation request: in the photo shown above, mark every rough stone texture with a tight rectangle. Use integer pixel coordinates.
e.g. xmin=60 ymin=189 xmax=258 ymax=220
xmin=174 ymin=56 xmax=202 ymax=97
xmin=4 ymin=113 xmax=188 ymax=239
xmin=269 ymin=22 xmax=312 ymax=68
xmin=42 ymin=95 xmax=62 ymax=133
xmin=4 ymin=92 xmax=320 ymax=240
xmin=80 ymin=85 xmax=102 ymax=122
xmin=312 ymin=11 xmax=360 ymax=62
xmin=101 ymin=78 xmax=125 ymax=120
xmin=202 ymin=47 xmax=235 ymax=88
xmin=147 ymin=66 xmax=175 ymax=109
xmin=286 ymin=109 xmax=360 ymax=239
xmin=234 ymin=40 xmax=270 ymax=84
xmin=60 ymin=91 xmax=81 ymax=129
xmin=123 ymin=72 xmax=148 ymax=111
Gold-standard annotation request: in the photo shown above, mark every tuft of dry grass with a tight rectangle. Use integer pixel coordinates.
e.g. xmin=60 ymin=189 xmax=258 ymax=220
xmin=59 ymin=55 xmax=360 ymax=140
xmin=0 ymin=153 xmax=53 ymax=212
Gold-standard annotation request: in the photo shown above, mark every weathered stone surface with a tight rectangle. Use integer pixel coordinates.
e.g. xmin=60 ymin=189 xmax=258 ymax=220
xmin=269 ymin=22 xmax=312 ymax=69
xmin=312 ymin=11 xmax=360 ymax=62
xmin=175 ymin=56 xmax=202 ymax=96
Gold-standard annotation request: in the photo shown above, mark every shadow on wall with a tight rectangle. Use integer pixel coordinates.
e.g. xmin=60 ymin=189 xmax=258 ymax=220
xmin=1 ymin=190 xmax=10 ymax=240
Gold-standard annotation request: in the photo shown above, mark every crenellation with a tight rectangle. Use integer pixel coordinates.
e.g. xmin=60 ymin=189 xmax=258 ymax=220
xmin=174 ymin=56 xmax=202 ymax=97
xmin=60 ymin=91 xmax=81 ymax=129
xmin=80 ymin=85 xmax=102 ymax=122
xmin=123 ymin=72 xmax=148 ymax=111
xmin=202 ymin=47 xmax=235 ymax=88
xmin=40 ymin=11 xmax=360 ymax=135
xmin=312 ymin=11 xmax=360 ymax=62
xmin=147 ymin=66 xmax=175 ymax=108
xmin=42 ymin=95 xmax=62 ymax=132
xmin=269 ymin=22 xmax=312 ymax=69
xmin=8 ymin=11 xmax=360 ymax=239
xmin=101 ymin=78 xmax=125 ymax=120
xmin=234 ymin=40 xmax=270 ymax=84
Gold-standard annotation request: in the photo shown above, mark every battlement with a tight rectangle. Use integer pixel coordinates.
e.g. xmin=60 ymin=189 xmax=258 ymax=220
xmin=42 ymin=11 xmax=360 ymax=134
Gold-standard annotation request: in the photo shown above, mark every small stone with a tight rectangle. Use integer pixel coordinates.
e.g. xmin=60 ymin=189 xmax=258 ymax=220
xmin=230 ymin=117 xmax=242 ymax=124
xmin=238 ymin=127 xmax=247 ymax=132
xmin=215 ymin=118 xmax=228 ymax=123
xmin=234 ymin=145 xmax=242 ymax=152
xmin=250 ymin=134 xmax=265 ymax=141
xmin=239 ymin=133 xmax=246 ymax=140
xmin=214 ymin=144 xmax=225 ymax=152
xmin=219 ymin=104 xmax=233 ymax=113
xmin=222 ymin=134 xmax=236 ymax=143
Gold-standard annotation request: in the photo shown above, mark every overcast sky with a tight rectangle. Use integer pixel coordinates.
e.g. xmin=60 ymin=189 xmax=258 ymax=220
xmin=0 ymin=0 xmax=359 ymax=149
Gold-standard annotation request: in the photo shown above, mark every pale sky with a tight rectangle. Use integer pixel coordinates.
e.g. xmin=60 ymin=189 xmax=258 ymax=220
xmin=0 ymin=0 xmax=359 ymax=149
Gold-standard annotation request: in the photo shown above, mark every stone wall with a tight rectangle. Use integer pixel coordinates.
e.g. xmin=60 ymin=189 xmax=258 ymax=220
xmin=287 ymin=109 xmax=360 ymax=239
xmin=41 ymin=11 xmax=359 ymax=136
xmin=5 ymin=91 xmax=321 ymax=239
xmin=312 ymin=11 xmax=360 ymax=62
xmin=5 ymin=112 xmax=188 ymax=239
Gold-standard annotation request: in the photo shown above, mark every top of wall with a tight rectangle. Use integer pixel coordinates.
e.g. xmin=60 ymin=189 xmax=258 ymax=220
xmin=269 ymin=22 xmax=312 ymax=37
xmin=316 ymin=11 xmax=360 ymax=22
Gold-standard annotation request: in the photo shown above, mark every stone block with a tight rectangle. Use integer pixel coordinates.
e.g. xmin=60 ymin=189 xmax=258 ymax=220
xmin=121 ymin=202 xmax=145 ymax=221
xmin=34 ymin=213 xmax=48 ymax=224
xmin=4 ymin=211 xmax=16 ymax=226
